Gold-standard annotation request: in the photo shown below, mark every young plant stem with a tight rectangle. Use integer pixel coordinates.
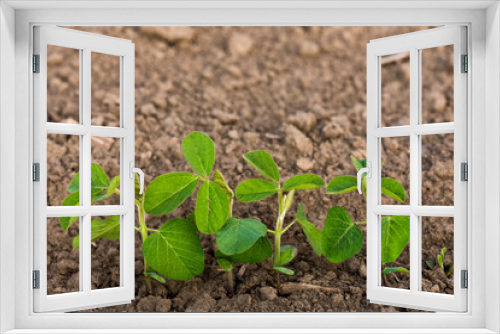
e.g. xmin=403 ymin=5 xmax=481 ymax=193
xmin=273 ymin=189 xmax=286 ymax=292
xmin=137 ymin=195 xmax=152 ymax=294
xmin=117 ymin=188 xmax=152 ymax=292
xmin=226 ymin=270 xmax=235 ymax=298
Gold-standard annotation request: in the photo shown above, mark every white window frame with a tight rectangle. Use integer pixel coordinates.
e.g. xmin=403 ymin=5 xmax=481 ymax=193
xmin=33 ymin=25 xmax=136 ymax=312
xmin=1 ymin=1 xmax=499 ymax=333
xmin=366 ymin=26 xmax=468 ymax=312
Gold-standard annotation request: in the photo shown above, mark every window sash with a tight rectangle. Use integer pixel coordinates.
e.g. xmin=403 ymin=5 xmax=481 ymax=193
xmin=32 ymin=26 xmax=135 ymax=313
xmin=366 ymin=26 xmax=468 ymax=312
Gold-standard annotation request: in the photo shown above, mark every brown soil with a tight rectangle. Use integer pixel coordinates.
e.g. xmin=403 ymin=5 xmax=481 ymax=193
xmin=46 ymin=26 xmax=455 ymax=312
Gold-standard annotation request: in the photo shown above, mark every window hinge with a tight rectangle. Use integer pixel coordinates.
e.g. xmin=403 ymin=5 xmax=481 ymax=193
xmin=33 ymin=270 xmax=40 ymax=289
xmin=461 ymin=270 xmax=468 ymax=289
xmin=33 ymin=54 xmax=40 ymax=73
xmin=461 ymin=162 xmax=468 ymax=181
xmin=33 ymin=163 xmax=40 ymax=182
xmin=461 ymin=54 xmax=468 ymax=73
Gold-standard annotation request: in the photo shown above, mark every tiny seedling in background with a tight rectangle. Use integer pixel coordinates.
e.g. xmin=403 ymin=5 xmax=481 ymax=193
xmin=426 ymin=247 xmax=454 ymax=277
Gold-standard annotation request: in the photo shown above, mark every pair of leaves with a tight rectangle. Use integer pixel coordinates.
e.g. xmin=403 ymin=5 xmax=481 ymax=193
xmin=144 ymin=132 xmax=230 ymax=234
xmin=142 ymin=218 xmax=205 ymax=281
xmin=72 ymin=215 xmax=120 ymax=249
xmin=215 ymin=236 xmax=273 ymax=270
xmin=326 ymin=156 xmax=406 ymax=203
xmin=60 ymin=164 xmax=119 ymax=230
xmin=296 ymin=204 xmax=362 ymax=264
xmin=236 ymin=151 xmax=325 ymax=203
xmin=216 ymin=218 xmax=267 ymax=255
xmin=215 ymin=217 xmax=273 ymax=270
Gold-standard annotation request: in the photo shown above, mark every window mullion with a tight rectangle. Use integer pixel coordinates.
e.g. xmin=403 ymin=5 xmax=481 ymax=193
xmin=409 ymin=47 xmax=421 ymax=293
xmin=81 ymin=47 xmax=92 ymax=294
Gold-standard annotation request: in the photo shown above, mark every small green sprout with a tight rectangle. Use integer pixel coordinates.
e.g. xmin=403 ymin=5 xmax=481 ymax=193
xmin=426 ymin=247 xmax=453 ymax=277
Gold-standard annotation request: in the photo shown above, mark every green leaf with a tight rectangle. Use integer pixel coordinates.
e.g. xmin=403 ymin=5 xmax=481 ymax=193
xmin=382 ymin=267 xmax=409 ymax=275
xmin=215 ymin=251 xmax=234 ymax=271
xmin=351 ymin=156 xmax=367 ymax=173
xmin=108 ymin=175 xmax=120 ymax=197
xmin=445 ymin=263 xmax=454 ymax=277
xmin=196 ymin=181 xmax=229 ymax=234
xmin=243 ymin=150 xmax=280 ymax=183
xmin=322 ymin=206 xmax=363 ymax=263
xmin=226 ymin=236 xmax=273 ymax=264
xmin=60 ymin=192 xmax=80 ymax=230
xmin=326 ymin=176 xmax=358 ymax=194
xmin=381 ymin=178 xmax=406 ymax=202
xmin=296 ymin=204 xmax=322 ymax=257
xmin=297 ymin=219 xmax=323 ymax=257
xmin=91 ymin=163 xmax=111 ymax=192
xmin=67 ymin=163 xmax=111 ymax=199
xmin=72 ymin=215 xmax=121 ymax=249
xmin=235 ymin=179 xmax=278 ymax=203
xmin=213 ymin=169 xmax=234 ymax=215
xmin=216 ymin=217 xmax=267 ymax=255
xmin=72 ymin=235 xmax=79 ymax=249
xmin=142 ymin=218 xmax=204 ymax=281
xmin=381 ymin=216 xmax=410 ymax=264
xmin=273 ymin=267 xmax=294 ymax=275
xmin=283 ymin=174 xmax=325 ymax=191
xmin=182 ymin=131 xmax=215 ymax=178
xmin=296 ymin=203 xmax=308 ymax=221
xmin=425 ymin=260 xmax=436 ymax=270
xmin=67 ymin=173 xmax=80 ymax=193
xmin=144 ymin=172 xmax=199 ymax=215
xmin=146 ymin=272 xmax=167 ymax=284
xmin=279 ymin=245 xmax=298 ymax=266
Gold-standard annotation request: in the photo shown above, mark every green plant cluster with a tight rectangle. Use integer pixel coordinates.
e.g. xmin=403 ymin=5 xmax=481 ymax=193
xmin=60 ymin=132 xmax=416 ymax=293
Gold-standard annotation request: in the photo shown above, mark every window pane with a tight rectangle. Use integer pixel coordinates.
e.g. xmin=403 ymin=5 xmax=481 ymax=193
xmin=421 ymin=45 xmax=454 ymax=124
xmin=421 ymin=133 xmax=454 ymax=206
xmin=91 ymin=216 xmax=121 ymax=290
xmin=47 ymin=217 xmax=80 ymax=295
xmin=47 ymin=45 xmax=80 ymax=123
xmin=91 ymin=52 xmax=121 ymax=127
xmin=381 ymin=137 xmax=410 ymax=205
xmin=381 ymin=215 xmax=410 ymax=290
xmin=381 ymin=52 xmax=410 ymax=127
xmin=91 ymin=137 xmax=121 ymax=205
xmin=47 ymin=133 xmax=80 ymax=206
xmin=421 ymin=217 xmax=454 ymax=295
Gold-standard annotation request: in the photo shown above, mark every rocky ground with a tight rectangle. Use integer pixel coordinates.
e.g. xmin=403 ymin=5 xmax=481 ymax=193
xmin=46 ymin=26 xmax=455 ymax=312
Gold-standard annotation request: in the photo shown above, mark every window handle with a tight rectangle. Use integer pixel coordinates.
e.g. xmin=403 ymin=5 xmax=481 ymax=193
xmin=357 ymin=162 xmax=371 ymax=195
xmin=129 ymin=162 xmax=145 ymax=195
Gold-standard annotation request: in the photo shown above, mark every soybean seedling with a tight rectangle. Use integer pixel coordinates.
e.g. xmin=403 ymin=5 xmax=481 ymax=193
xmin=61 ymin=132 xmax=274 ymax=295
xmin=60 ymin=132 xmax=230 ymax=293
xmin=236 ymin=151 xmax=363 ymax=291
xmin=426 ymin=247 xmax=454 ymax=277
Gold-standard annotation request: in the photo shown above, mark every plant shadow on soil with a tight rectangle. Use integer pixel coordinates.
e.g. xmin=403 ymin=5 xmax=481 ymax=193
xmin=45 ymin=26 xmax=454 ymax=312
